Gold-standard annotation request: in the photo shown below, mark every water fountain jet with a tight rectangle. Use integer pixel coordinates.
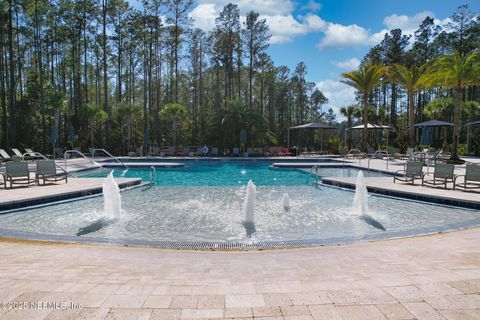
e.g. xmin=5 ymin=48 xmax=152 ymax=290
xmin=282 ymin=193 xmax=290 ymax=212
xmin=77 ymin=172 xmax=121 ymax=236
xmin=353 ymin=171 xmax=386 ymax=231
xmin=242 ymin=180 xmax=256 ymax=237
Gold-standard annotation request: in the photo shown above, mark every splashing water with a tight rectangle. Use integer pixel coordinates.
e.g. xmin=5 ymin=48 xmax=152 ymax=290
xmin=352 ymin=171 xmax=386 ymax=231
xmin=282 ymin=193 xmax=290 ymax=212
xmin=353 ymin=171 xmax=368 ymax=215
xmin=243 ymin=180 xmax=256 ymax=223
xmin=103 ymin=171 xmax=122 ymax=220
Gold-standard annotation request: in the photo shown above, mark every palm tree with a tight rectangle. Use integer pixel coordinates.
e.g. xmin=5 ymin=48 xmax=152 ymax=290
xmin=340 ymin=105 xmax=356 ymax=150
xmin=424 ymin=51 xmax=480 ymax=160
xmin=341 ymin=64 xmax=388 ymax=150
xmin=390 ymin=64 xmax=426 ymax=147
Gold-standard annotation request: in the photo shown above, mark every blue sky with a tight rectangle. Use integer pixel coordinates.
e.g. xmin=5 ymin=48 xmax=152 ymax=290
xmin=133 ymin=0 xmax=479 ymax=115
xmin=187 ymin=0 xmax=479 ymax=116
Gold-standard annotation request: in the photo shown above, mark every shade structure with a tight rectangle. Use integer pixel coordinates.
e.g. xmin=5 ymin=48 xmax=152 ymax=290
xmin=414 ymin=120 xmax=452 ymax=127
xmin=420 ymin=126 xmax=433 ymax=145
xmin=347 ymin=123 xmax=392 ymax=130
xmin=289 ymin=122 xmax=337 ymax=130
xmin=345 ymin=123 xmax=391 ymax=149
xmin=287 ymin=122 xmax=337 ymax=150
xmin=467 ymin=120 xmax=480 ymax=127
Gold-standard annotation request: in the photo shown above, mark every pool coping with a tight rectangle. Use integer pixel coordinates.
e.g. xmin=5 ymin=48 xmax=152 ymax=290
xmin=0 ymin=178 xmax=144 ymax=212
xmin=322 ymin=177 xmax=480 ymax=210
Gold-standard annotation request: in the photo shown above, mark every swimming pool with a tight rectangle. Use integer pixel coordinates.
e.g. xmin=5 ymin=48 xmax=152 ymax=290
xmin=0 ymin=161 xmax=478 ymax=248
xmin=79 ymin=161 xmax=385 ymax=186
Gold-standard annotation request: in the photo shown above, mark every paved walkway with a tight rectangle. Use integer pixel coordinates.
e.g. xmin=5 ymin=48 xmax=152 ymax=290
xmin=0 ymin=228 xmax=479 ymax=319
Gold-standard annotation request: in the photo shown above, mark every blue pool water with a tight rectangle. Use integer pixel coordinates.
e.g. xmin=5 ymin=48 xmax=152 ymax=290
xmin=79 ymin=161 xmax=385 ymax=186
xmin=0 ymin=160 xmax=478 ymax=247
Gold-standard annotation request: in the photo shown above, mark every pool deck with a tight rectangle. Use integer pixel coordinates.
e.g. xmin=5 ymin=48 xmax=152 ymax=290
xmin=0 ymin=178 xmax=142 ymax=211
xmin=101 ymin=162 xmax=185 ymax=168
xmin=0 ymin=228 xmax=479 ymax=319
xmin=322 ymin=176 xmax=480 ymax=209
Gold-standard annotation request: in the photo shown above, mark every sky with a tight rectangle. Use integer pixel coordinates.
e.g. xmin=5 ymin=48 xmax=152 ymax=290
xmin=133 ymin=0 xmax=480 ymax=116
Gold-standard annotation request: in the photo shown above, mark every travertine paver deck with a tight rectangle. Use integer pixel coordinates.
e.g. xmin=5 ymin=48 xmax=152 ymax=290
xmin=322 ymin=176 xmax=480 ymax=206
xmin=0 ymin=228 xmax=479 ymax=319
xmin=0 ymin=178 xmax=141 ymax=209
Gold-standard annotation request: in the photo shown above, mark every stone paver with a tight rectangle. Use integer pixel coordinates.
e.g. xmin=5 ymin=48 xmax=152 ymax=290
xmin=0 ymin=228 xmax=478 ymax=319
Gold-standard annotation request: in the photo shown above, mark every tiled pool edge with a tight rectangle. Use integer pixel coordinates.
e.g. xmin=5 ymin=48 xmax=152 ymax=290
xmin=0 ymin=178 xmax=143 ymax=212
xmin=322 ymin=178 xmax=480 ymax=210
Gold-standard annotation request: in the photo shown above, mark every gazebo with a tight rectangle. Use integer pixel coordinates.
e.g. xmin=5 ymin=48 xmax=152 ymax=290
xmin=345 ymin=123 xmax=392 ymax=148
xmin=466 ymin=120 xmax=480 ymax=154
xmin=414 ymin=120 xmax=452 ymax=147
xmin=287 ymin=123 xmax=336 ymax=151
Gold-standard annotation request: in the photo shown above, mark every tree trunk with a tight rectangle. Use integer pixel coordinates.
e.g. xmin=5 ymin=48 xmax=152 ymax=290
xmin=7 ymin=0 xmax=15 ymax=145
xmin=102 ymin=0 xmax=109 ymax=147
xmin=408 ymin=91 xmax=415 ymax=147
xmin=362 ymin=94 xmax=368 ymax=151
xmin=451 ymin=88 xmax=463 ymax=160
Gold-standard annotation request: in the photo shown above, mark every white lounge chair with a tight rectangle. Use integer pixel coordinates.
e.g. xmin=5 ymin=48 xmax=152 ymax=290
xmin=0 ymin=149 xmax=12 ymax=162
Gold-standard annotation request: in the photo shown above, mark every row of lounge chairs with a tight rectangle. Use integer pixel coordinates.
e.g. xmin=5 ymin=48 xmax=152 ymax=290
xmin=1 ymin=160 xmax=67 ymax=189
xmin=142 ymin=146 xmax=292 ymax=157
xmin=0 ymin=148 xmax=40 ymax=162
xmin=394 ymin=162 xmax=480 ymax=191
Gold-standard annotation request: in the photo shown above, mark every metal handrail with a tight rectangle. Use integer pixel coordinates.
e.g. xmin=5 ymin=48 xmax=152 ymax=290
xmin=64 ymin=150 xmax=104 ymax=174
xmin=91 ymin=148 xmax=128 ymax=169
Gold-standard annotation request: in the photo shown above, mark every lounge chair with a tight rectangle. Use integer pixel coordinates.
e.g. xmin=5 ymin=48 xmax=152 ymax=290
xmin=11 ymin=148 xmax=24 ymax=158
xmin=393 ymin=162 xmax=424 ymax=184
xmin=182 ymin=147 xmax=191 ymax=156
xmin=454 ymin=163 xmax=480 ymax=192
xmin=36 ymin=160 xmax=68 ymax=185
xmin=3 ymin=161 xmax=35 ymax=189
xmin=135 ymin=146 xmax=143 ymax=157
xmin=256 ymin=147 xmax=263 ymax=157
xmin=25 ymin=148 xmax=41 ymax=159
xmin=422 ymin=163 xmax=455 ymax=189
xmin=346 ymin=148 xmax=366 ymax=159
xmin=232 ymin=148 xmax=240 ymax=156
xmin=211 ymin=147 xmax=219 ymax=156
xmin=246 ymin=148 xmax=253 ymax=157
xmin=0 ymin=149 xmax=12 ymax=162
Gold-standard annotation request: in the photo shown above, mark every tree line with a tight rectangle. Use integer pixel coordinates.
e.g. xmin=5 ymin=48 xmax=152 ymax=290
xmin=340 ymin=4 xmax=480 ymax=159
xmin=0 ymin=0 xmax=330 ymax=155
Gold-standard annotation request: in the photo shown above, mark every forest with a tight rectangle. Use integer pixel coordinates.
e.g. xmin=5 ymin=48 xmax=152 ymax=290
xmin=0 ymin=1 xmax=479 ymax=156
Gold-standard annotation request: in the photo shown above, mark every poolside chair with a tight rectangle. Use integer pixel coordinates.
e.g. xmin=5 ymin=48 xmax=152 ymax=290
xmin=182 ymin=147 xmax=191 ymax=156
xmin=256 ymin=147 xmax=264 ymax=157
xmin=211 ymin=147 xmax=219 ymax=156
xmin=167 ymin=147 xmax=176 ymax=156
xmin=246 ymin=148 xmax=253 ymax=157
xmin=422 ymin=163 xmax=455 ymax=189
xmin=232 ymin=148 xmax=240 ymax=156
xmin=0 ymin=149 xmax=12 ymax=162
xmin=454 ymin=163 xmax=480 ymax=192
xmin=3 ymin=161 xmax=35 ymax=189
xmin=135 ymin=146 xmax=143 ymax=157
xmin=35 ymin=160 xmax=68 ymax=185
xmin=54 ymin=147 xmax=65 ymax=158
xmin=393 ymin=162 xmax=424 ymax=184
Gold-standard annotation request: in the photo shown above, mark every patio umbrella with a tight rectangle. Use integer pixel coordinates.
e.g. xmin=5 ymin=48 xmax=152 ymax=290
xmin=420 ymin=126 xmax=433 ymax=146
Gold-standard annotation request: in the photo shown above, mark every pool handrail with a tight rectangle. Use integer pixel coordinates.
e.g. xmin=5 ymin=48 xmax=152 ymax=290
xmin=91 ymin=148 xmax=128 ymax=169
xmin=64 ymin=149 xmax=106 ymax=175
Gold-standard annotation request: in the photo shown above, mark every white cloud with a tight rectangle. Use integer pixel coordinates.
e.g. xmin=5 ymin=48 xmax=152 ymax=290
xmin=316 ymin=79 xmax=356 ymax=116
xmin=331 ymin=58 xmax=360 ymax=70
xmin=318 ymin=23 xmax=370 ymax=49
xmin=264 ymin=14 xmax=309 ymax=44
xmin=301 ymin=0 xmax=321 ymax=12
xmin=383 ymin=11 xmax=434 ymax=30
xmin=189 ymin=4 xmax=218 ymax=31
